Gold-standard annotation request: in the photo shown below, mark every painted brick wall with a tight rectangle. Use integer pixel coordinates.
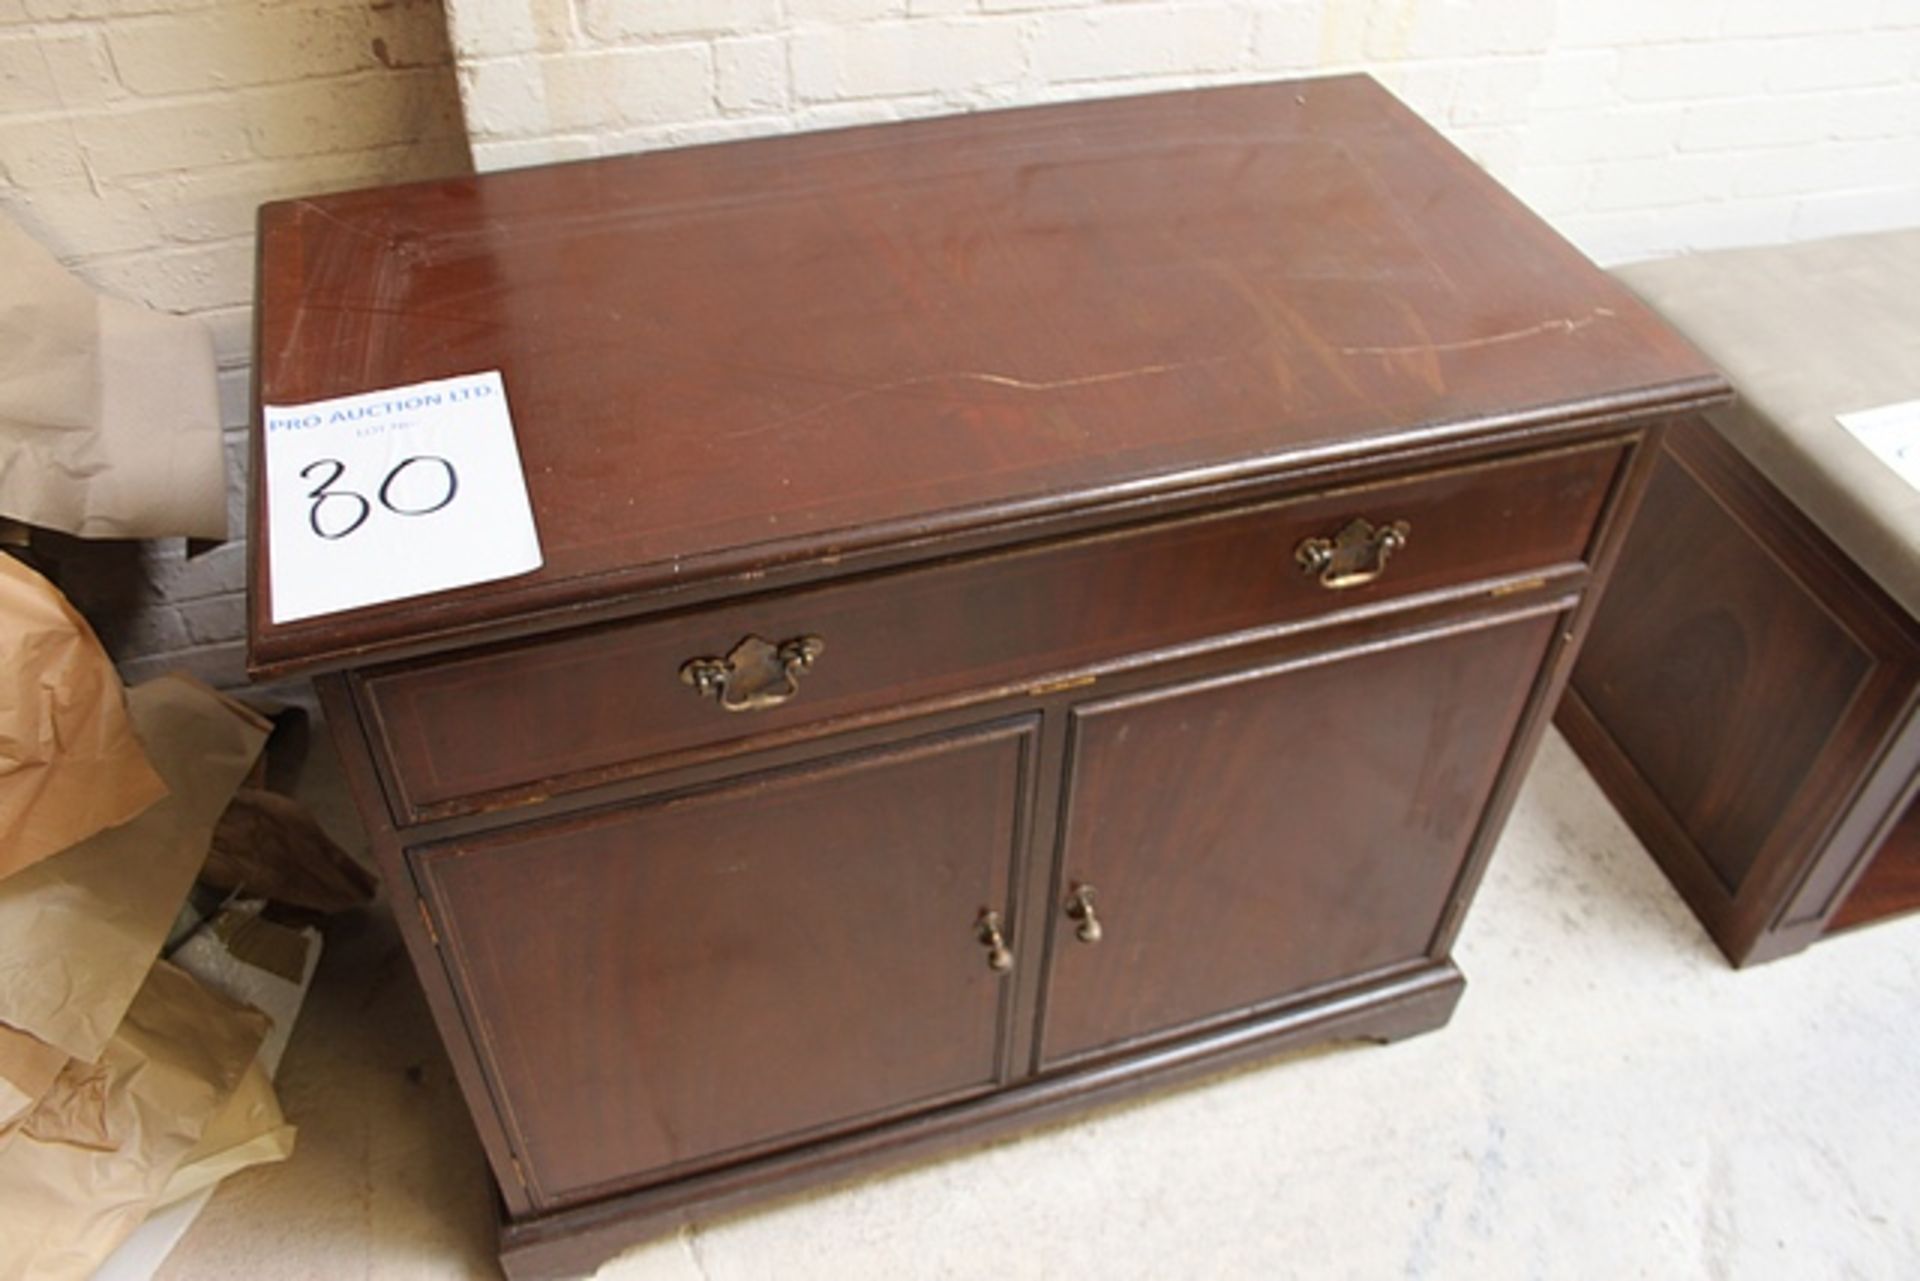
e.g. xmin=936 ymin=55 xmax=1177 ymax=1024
xmin=1 ymin=0 xmax=469 ymax=686
xmin=448 ymin=0 xmax=1920 ymax=265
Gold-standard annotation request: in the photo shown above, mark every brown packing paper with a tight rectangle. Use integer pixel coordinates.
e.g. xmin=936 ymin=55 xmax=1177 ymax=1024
xmin=146 ymin=904 xmax=314 ymax=1207
xmin=0 ymin=554 xmax=169 ymax=880
xmin=0 ymin=215 xmax=226 ymax=540
xmin=0 ymin=960 xmax=268 ymax=1281
xmin=154 ymin=1060 xmax=294 ymax=1208
xmin=0 ymin=1023 xmax=67 ymax=1131
xmin=172 ymin=903 xmax=319 ymax=1030
xmin=0 ymin=674 xmax=269 ymax=1061
xmin=210 ymin=903 xmax=318 ymax=982
xmin=19 ymin=1057 xmax=112 ymax=1150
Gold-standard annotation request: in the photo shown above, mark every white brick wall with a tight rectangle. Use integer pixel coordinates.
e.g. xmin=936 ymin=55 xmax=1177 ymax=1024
xmin=448 ymin=0 xmax=1920 ymax=266
xmin=1 ymin=0 xmax=469 ymax=687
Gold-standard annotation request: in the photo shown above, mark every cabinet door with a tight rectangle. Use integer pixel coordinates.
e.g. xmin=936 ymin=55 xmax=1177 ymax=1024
xmin=1037 ymin=612 xmax=1557 ymax=1069
xmin=414 ymin=718 xmax=1036 ymax=1208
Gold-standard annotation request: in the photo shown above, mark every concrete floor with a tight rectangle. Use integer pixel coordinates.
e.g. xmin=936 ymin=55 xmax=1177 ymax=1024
xmin=158 ymin=729 xmax=1920 ymax=1280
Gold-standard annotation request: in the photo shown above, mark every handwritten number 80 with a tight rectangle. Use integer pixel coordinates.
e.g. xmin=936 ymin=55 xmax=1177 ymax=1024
xmin=301 ymin=456 xmax=460 ymax=541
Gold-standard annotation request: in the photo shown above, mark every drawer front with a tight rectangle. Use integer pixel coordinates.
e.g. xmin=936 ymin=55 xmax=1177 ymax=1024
xmin=366 ymin=440 xmax=1625 ymax=818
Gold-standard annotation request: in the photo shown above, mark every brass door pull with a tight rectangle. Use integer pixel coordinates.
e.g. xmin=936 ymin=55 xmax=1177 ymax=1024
xmin=680 ymin=633 xmax=825 ymax=712
xmin=1065 ymin=885 xmax=1102 ymax=944
xmin=1295 ymin=517 xmax=1410 ymax=589
xmin=976 ymin=909 xmax=1013 ymax=974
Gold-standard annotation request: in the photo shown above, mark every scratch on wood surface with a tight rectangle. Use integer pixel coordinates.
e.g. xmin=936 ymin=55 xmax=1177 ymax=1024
xmin=1340 ymin=308 xmax=1616 ymax=357
xmin=295 ymin=301 xmax=510 ymax=331
xmin=292 ymin=199 xmax=394 ymax=246
xmin=733 ymin=356 xmax=1230 ymax=437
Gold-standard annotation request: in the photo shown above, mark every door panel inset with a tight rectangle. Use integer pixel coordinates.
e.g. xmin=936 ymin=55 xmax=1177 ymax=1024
xmin=416 ymin=718 xmax=1036 ymax=1206
xmin=1038 ymin=615 xmax=1556 ymax=1068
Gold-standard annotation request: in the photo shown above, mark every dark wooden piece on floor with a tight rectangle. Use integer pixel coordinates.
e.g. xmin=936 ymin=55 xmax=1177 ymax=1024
xmin=1560 ymin=422 xmax=1920 ymax=967
xmin=204 ymin=788 xmax=377 ymax=913
xmin=251 ymin=77 xmax=1725 ymax=1279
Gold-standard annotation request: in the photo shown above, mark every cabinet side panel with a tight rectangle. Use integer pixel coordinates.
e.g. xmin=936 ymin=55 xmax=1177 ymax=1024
xmin=313 ymin=675 xmax=540 ymax=1218
xmin=1038 ymin=610 xmax=1557 ymax=1068
xmin=1562 ymin=421 xmax=1920 ymax=964
xmin=1571 ymin=449 xmax=1872 ymax=893
xmin=414 ymin=719 xmax=1035 ymax=1208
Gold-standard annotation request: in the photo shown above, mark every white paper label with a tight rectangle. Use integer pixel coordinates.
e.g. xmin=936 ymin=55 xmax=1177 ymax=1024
xmin=263 ymin=370 xmax=542 ymax=624
xmin=1837 ymin=398 xmax=1920 ymax=493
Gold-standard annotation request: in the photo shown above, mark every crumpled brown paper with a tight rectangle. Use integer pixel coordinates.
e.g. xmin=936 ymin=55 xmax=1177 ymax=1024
xmin=0 ymin=554 xmax=169 ymax=880
xmin=0 ymin=1023 xmax=67 ymax=1132
xmin=0 ymin=214 xmax=225 ymax=540
xmin=155 ymin=1059 xmax=294 ymax=1208
xmin=0 ymin=675 xmax=268 ymax=1061
xmin=18 ymin=1057 xmax=114 ymax=1150
xmin=150 ymin=904 xmax=313 ymax=1207
xmin=0 ymin=960 xmax=269 ymax=1281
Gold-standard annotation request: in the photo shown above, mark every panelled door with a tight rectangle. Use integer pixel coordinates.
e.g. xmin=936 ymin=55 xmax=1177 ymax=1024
xmin=1036 ymin=611 xmax=1559 ymax=1068
xmin=414 ymin=717 xmax=1038 ymax=1208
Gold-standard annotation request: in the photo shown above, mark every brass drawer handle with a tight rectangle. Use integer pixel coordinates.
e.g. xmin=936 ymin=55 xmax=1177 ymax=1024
xmin=976 ymin=909 xmax=1014 ymax=974
xmin=1065 ymin=884 xmax=1102 ymax=944
xmin=679 ymin=633 xmax=825 ymax=713
xmin=1295 ymin=517 xmax=1410 ymax=590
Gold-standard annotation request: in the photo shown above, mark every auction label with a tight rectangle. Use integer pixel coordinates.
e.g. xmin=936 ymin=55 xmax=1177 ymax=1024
xmin=264 ymin=370 xmax=542 ymax=623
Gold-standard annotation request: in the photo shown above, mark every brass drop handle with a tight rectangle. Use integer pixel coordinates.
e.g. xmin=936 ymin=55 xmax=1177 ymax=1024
xmin=975 ymin=909 xmax=1013 ymax=974
xmin=680 ymin=633 xmax=825 ymax=713
xmin=1295 ymin=517 xmax=1411 ymax=590
xmin=1065 ymin=885 xmax=1102 ymax=944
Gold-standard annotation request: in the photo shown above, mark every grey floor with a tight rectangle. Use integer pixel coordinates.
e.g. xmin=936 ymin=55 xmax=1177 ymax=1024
xmin=159 ymin=729 xmax=1920 ymax=1280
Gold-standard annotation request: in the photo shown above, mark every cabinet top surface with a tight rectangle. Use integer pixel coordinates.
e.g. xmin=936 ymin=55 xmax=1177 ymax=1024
xmin=249 ymin=74 xmax=1721 ymax=676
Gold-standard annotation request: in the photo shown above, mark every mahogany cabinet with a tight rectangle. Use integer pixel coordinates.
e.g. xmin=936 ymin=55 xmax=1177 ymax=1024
xmin=248 ymin=77 xmax=1726 ymax=1277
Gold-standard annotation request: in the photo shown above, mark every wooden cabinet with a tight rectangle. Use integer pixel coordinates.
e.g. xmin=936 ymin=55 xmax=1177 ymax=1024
xmin=249 ymin=78 xmax=1726 ymax=1277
